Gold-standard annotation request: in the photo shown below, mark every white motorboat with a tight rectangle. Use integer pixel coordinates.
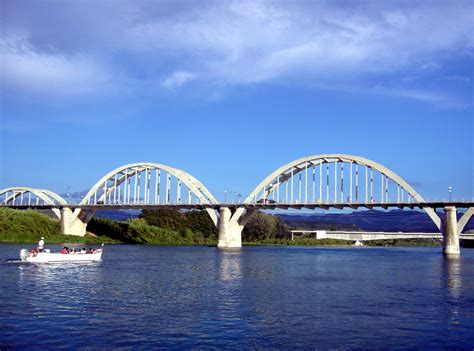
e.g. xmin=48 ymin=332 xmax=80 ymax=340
xmin=20 ymin=245 xmax=104 ymax=263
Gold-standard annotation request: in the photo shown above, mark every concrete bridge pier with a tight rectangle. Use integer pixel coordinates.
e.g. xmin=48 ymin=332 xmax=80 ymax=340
xmin=217 ymin=207 xmax=255 ymax=249
xmin=217 ymin=207 xmax=242 ymax=248
xmin=61 ymin=208 xmax=87 ymax=236
xmin=443 ymin=206 xmax=460 ymax=256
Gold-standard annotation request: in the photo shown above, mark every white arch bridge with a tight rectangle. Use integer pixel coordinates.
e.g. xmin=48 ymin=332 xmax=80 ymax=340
xmin=1 ymin=154 xmax=473 ymax=255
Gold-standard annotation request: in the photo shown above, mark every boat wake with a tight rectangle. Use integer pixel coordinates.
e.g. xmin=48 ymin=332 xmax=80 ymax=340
xmin=3 ymin=259 xmax=25 ymax=264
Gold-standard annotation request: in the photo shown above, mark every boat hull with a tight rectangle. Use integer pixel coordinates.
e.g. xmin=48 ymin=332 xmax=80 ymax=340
xmin=20 ymin=249 xmax=103 ymax=263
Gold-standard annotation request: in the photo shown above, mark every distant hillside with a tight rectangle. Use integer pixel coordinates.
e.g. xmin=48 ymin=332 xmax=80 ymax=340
xmin=72 ymin=208 xmax=474 ymax=233
xmin=274 ymin=217 xmax=361 ymax=231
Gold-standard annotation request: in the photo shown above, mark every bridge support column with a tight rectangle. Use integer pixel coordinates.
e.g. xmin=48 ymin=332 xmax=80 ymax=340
xmin=217 ymin=207 xmax=243 ymax=249
xmin=61 ymin=208 xmax=87 ymax=236
xmin=443 ymin=206 xmax=460 ymax=256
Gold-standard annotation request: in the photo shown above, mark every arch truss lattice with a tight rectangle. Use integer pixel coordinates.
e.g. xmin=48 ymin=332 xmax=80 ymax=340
xmin=244 ymin=154 xmax=442 ymax=229
xmin=0 ymin=187 xmax=67 ymax=218
xmin=80 ymin=163 xmax=218 ymax=206
xmin=72 ymin=163 xmax=219 ymax=225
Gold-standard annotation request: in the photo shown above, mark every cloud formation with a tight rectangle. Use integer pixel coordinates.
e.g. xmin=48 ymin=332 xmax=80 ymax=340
xmin=162 ymin=71 xmax=196 ymax=89
xmin=1 ymin=0 xmax=472 ymax=105
xmin=1 ymin=36 xmax=112 ymax=96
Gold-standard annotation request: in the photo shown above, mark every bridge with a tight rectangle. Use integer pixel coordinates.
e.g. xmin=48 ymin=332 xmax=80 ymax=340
xmin=1 ymin=154 xmax=473 ymax=255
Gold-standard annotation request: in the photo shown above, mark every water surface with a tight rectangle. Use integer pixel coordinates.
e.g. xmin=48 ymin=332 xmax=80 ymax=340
xmin=1 ymin=244 xmax=473 ymax=349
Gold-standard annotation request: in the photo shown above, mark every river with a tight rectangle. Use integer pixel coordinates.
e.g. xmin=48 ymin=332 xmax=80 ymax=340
xmin=1 ymin=244 xmax=473 ymax=349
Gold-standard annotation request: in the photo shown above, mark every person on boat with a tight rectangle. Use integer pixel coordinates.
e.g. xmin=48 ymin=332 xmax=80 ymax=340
xmin=80 ymin=248 xmax=86 ymax=254
xmin=38 ymin=237 xmax=45 ymax=252
xmin=60 ymin=247 xmax=68 ymax=254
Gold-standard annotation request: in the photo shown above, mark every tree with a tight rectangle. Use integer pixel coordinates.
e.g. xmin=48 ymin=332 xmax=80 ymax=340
xmin=184 ymin=210 xmax=217 ymax=237
xmin=140 ymin=209 xmax=184 ymax=231
xmin=140 ymin=209 xmax=216 ymax=237
xmin=242 ymin=211 xmax=289 ymax=241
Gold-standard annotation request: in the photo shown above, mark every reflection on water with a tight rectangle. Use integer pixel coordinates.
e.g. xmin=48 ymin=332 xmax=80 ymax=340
xmin=218 ymin=250 xmax=242 ymax=282
xmin=18 ymin=261 xmax=101 ymax=284
xmin=17 ymin=261 xmax=103 ymax=303
xmin=443 ymin=257 xmax=462 ymax=299
xmin=15 ymin=261 xmax=104 ymax=325
xmin=442 ymin=257 xmax=463 ymax=326
xmin=216 ymin=249 xmax=244 ymax=336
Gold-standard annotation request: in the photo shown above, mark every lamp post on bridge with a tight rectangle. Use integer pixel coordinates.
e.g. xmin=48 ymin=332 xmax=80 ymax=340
xmin=448 ymin=186 xmax=452 ymax=202
xmin=224 ymin=190 xmax=241 ymax=204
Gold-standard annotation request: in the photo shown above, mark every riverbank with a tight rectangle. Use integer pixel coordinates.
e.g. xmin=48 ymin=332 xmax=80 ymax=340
xmin=0 ymin=208 xmax=447 ymax=247
xmin=0 ymin=208 xmax=216 ymax=245
xmin=1 ymin=233 xmax=119 ymax=244
xmin=0 ymin=208 xmax=117 ymax=244
xmin=242 ymin=238 xmax=440 ymax=247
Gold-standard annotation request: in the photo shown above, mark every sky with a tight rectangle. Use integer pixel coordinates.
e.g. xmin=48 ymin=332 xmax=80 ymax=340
xmin=1 ymin=0 xmax=473 ymax=203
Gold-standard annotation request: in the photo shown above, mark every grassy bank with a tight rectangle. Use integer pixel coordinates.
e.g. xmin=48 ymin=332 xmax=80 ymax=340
xmin=0 ymin=208 xmax=117 ymax=244
xmin=0 ymin=208 xmax=215 ymax=245
xmin=3 ymin=232 xmax=120 ymax=245
xmin=0 ymin=208 xmax=446 ymax=247
xmin=363 ymin=238 xmax=441 ymax=247
xmin=243 ymin=238 xmax=441 ymax=247
xmin=88 ymin=217 xmax=216 ymax=245
xmin=244 ymin=238 xmax=353 ymax=246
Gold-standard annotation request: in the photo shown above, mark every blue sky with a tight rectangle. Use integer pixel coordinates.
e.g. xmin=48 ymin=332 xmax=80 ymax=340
xmin=1 ymin=0 xmax=473 ymax=202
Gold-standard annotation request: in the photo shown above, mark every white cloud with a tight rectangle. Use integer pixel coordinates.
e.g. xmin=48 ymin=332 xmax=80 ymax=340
xmin=161 ymin=70 xmax=196 ymax=89
xmin=1 ymin=1 xmax=473 ymax=105
xmin=124 ymin=1 xmax=473 ymax=90
xmin=0 ymin=35 xmax=113 ymax=97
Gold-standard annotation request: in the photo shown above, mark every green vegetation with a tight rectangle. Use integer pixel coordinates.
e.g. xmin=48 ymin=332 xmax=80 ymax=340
xmin=86 ymin=209 xmax=217 ymax=244
xmin=0 ymin=208 xmax=217 ymax=245
xmin=242 ymin=211 xmax=288 ymax=241
xmin=88 ymin=217 xmax=216 ymax=245
xmin=243 ymin=238 xmax=441 ymax=247
xmin=140 ymin=209 xmax=217 ymax=237
xmin=0 ymin=207 xmax=115 ymax=244
xmin=0 ymin=207 xmax=449 ymax=247
xmin=362 ymin=238 xmax=441 ymax=247
xmin=88 ymin=211 xmax=351 ymax=246
xmin=244 ymin=238 xmax=353 ymax=246
xmin=0 ymin=207 xmax=60 ymax=240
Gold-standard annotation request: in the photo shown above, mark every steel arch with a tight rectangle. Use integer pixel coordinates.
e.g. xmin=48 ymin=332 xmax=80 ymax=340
xmin=458 ymin=208 xmax=473 ymax=234
xmin=243 ymin=154 xmax=442 ymax=230
xmin=0 ymin=186 xmax=67 ymax=218
xmin=71 ymin=162 xmax=219 ymax=224
xmin=79 ymin=162 xmax=218 ymax=206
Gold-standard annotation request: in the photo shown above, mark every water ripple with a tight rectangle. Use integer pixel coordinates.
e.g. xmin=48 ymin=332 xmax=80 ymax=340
xmin=1 ymin=245 xmax=473 ymax=349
